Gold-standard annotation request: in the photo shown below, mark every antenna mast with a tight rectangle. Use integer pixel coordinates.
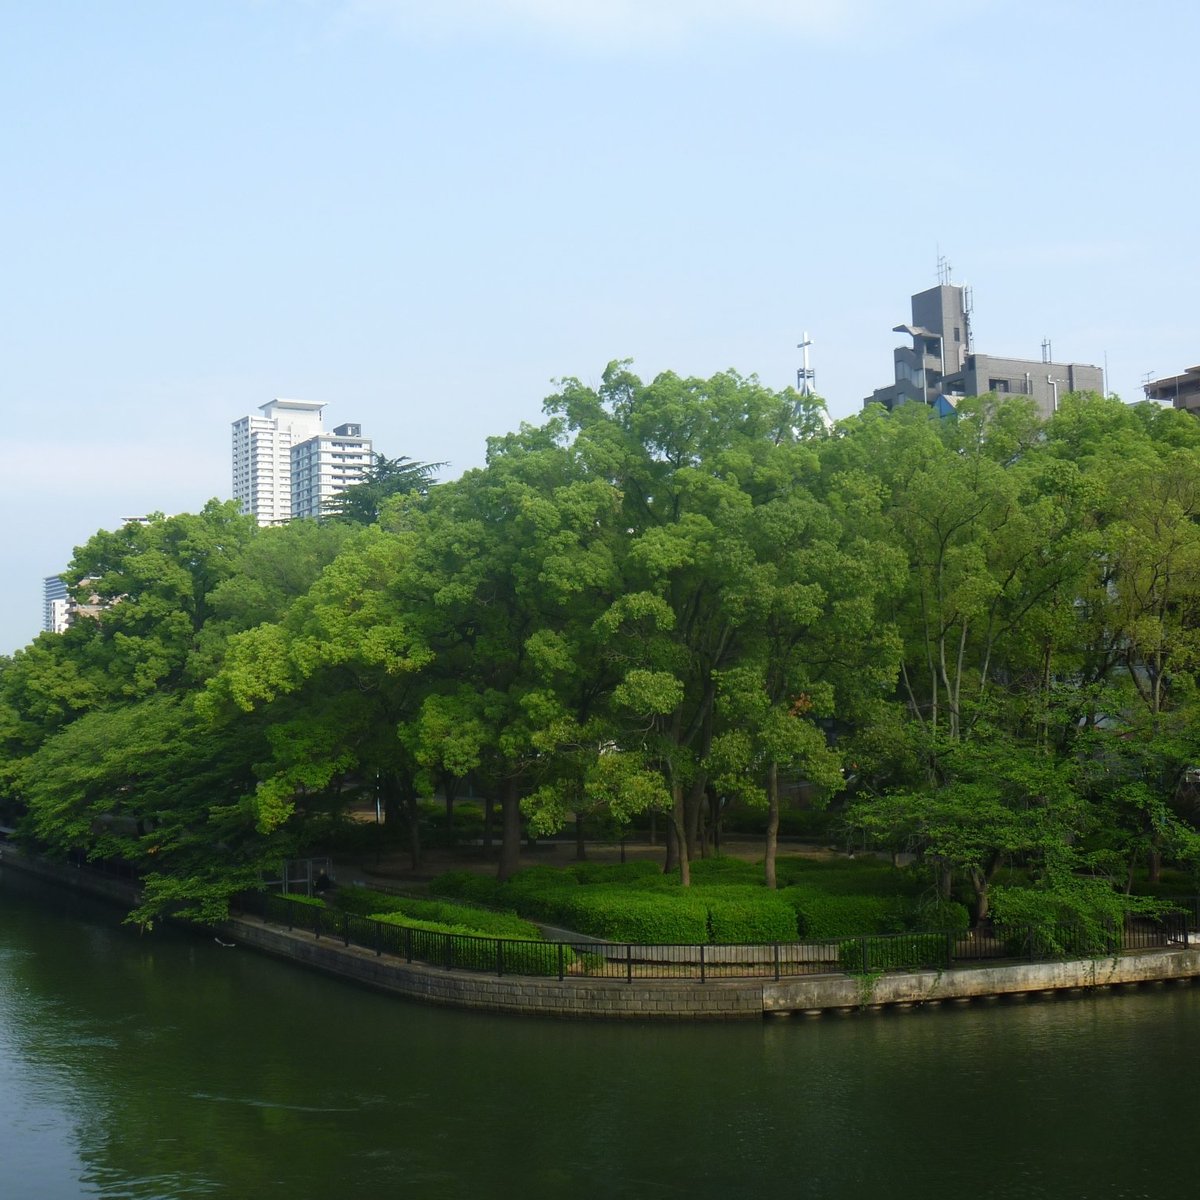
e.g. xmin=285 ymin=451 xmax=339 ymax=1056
xmin=796 ymin=331 xmax=815 ymax=396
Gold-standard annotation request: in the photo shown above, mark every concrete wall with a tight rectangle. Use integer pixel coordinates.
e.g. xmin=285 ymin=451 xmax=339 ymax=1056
xmin=225 ymin=916 xmax=767 ymax=1020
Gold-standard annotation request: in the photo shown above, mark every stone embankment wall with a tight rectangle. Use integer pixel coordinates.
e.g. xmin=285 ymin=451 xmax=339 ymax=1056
xmin=6 ymin=846 xmax=1200 ymax=1021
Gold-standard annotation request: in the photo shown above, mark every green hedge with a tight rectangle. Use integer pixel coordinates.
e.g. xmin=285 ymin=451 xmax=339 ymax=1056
xmin=567 ymin=861 xmax=663 ymax=885
xmin=334 ymin=885 xmax=541 ymax=939
xmin=783 ymin=890 xmax=910 ymax=938
xmin=555 ymin=891 xmax=710 ymax=943
xmin=913 ymin=898 xmax=971 ymax=935
xmin=837 ymin=933 xmax=951 ymax=973
xmin=428 ymin=871 xmax=506 ymax=908
xmin=693 ymin=886 xmax=799 ymax=943
xmin=370 ymin=912 xmax=571 ymax=976
xmin=688 ymin=857 xmax=760 ymax=884
xmin=427 ymin=859 xmax=963 ymax=945
xmin=774 ymin=857 xmax=919 ymax=896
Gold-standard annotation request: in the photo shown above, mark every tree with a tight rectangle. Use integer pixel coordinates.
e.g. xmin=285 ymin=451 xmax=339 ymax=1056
xmin=543 ymin=362 xmax=847 ymax=883
xmin=323 ymin=455 xmax=443 ymax=525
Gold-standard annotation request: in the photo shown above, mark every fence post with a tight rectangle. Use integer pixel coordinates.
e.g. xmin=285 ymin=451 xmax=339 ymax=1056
xmin=557 ymin=941 xmax=565 ymax=982
xmin=374 ymin=919 xmax=381 ymax=957
xmin=496 ymin=938 xmax=504 ymax=978
xmin=945 ymin=931 xmax=954 ymax=969
xmin=444 ymin=934 xmax=454 ymax=971
xmin=773 ymin=942 xmax=781 ymax=982
xmin=699 ymin=943 xmax=706 ymax=984
xmin=626 ymin=943 xmax=633 ymax=985
xmin=860 ymin=936 xmax=868 ymax=975
xmin=405 ymin=926 xmax=413 ymax=964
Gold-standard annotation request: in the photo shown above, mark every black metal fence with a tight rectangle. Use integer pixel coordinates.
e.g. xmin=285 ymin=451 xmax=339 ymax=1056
xmin=238 ymin=892 xmax=1193 ymax=984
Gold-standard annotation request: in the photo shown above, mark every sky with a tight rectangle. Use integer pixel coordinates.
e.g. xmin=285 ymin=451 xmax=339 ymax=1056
xmin=2 ymin=0 xmax=1198 ymax=653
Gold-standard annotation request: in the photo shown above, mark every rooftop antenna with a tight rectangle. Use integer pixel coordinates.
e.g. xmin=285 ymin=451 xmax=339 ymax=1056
xmin=963 ymin=284 xmax=974 ymax=352
xmin=796 ymin=331 xmax=815 ymax=396
xmin=1041 ymin=338 xmax=1053 ymax=364
xmin=937 ymin=253 xmax=953 ymax=285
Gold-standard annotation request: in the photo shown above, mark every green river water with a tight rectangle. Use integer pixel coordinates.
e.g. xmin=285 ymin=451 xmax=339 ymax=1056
xmin=1 ymin=862 xmax=1196 ymax=1199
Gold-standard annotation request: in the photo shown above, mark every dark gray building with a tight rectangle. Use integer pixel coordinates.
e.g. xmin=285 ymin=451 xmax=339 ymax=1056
xmin=865 ymin=283 xmax=1104 ymax=420
xmin=1143 ymin=366 xmax=1200 ymax=414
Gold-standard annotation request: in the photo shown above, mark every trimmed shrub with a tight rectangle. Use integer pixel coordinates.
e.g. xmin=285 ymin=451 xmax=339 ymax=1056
xmin=568 ymin=860 xmax=664 ymax=885
xmin=555 ymin=891 xmax=709 ymax=944
xmin=837 ymin=932 xmax=951 ymax=973
xmin=370 ymin=912 xmax=571 ymax=977
xmin=783 ymin=890 xmax=910 ymax=938
xmin=693 ymin=886 xmax=798 ymax=943
xmin=266 ymin=892 xmax=339 ymax=936
xmin=334 ymin=885 xmax=540 ymax=938
xmin=428 ymin=871 xmax=505 ymax=908
xmin=775 ymin=857 xmax=918 ymax=897
xmin=688 ymin=857 xmax=760 ymax=884
xmin=911 ymin=898 xmax=971 ymax=935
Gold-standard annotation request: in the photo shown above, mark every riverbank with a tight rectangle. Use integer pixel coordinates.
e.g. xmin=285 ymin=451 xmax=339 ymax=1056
xmin=6 ymin=844 xmax=1199 ymax=1021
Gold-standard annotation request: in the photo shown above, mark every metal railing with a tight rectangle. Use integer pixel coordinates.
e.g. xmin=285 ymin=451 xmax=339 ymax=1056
xmin=239 ymin=893 xmax=1193 ymax=984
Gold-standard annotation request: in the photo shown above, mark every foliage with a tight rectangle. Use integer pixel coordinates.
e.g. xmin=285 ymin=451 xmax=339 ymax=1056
xmin=783 ymin=891 xmax=911 ymax=939
xmin=837 ymin=933 xmax=951 ymax=973
xmin=322 ymin=455 xmax=443 ymax=524
xmin=8 ymin=379 xmax=1200 ymax=933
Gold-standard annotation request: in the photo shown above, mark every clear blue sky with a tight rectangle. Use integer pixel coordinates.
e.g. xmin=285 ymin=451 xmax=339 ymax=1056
xmin=2 ymin=0 xmax=1197 ymax=653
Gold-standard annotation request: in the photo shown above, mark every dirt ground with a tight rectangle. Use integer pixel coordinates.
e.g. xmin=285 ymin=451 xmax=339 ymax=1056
xmin=336 ymin=835 xmax=847 ymax=890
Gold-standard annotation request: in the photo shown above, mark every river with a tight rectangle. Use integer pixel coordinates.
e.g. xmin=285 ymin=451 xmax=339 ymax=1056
xmin=1 ymin=862 xmax=1195 ymax=1199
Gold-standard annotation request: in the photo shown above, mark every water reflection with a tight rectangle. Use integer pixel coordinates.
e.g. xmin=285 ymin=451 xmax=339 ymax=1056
xmin=2 ymin=864 xmax=1197 ymax=1199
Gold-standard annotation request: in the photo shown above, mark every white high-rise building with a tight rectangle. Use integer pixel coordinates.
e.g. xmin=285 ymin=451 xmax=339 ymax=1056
xmin=291 ymin=423 xmax=374 ymax=519
xmin=232 ymin=399 xmax=372 ymax=525
xmin=43 ymin=575 xmax=70 ymax=634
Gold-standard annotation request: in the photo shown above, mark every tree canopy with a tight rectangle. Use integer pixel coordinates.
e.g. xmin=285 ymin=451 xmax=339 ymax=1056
xmin=5 ymin=371 xmax=1200 ymax=927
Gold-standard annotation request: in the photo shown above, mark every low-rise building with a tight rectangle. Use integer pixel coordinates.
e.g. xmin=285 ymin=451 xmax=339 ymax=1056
xmin=1143 ymin=366 xmax=1200 ymax=413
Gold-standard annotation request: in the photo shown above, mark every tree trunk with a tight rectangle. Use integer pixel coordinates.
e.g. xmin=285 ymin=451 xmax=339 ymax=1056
xmin=406 ymin=795 xmax=422 ymax=871
xmin=1148 ymin=846 xmax=1162 ymax=886
xmin=684 ymin=771 xmax=707 ymax=862
xmin=497 ymin=778 xmax=522 ymax=882
xmin=482 ymin=795 xmax=494 ymax=854
xmin=764 ymin=760 xmax=780 ymax=890
xmin=664 ymin=816 xmax=679 ymax=873
xmin=969 ymin=867 xmax=989 ymax=924
xmin=938 ymin=862 xmax=952 ymax=902
xmin=673 ymin=786 xmax=691 ymax=887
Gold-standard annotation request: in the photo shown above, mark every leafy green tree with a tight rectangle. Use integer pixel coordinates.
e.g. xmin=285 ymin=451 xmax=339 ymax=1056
xmin=16 ymin=693 xmax=280 ymax=924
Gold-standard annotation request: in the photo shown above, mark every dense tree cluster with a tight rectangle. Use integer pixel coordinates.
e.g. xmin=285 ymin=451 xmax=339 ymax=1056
xmin=4 ymin=365 xmax=1200 ymax=925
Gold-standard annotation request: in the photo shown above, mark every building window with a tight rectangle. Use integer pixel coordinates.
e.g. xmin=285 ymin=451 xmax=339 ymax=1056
xmin=988 ymin=378 xmax=1010 ymax=393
